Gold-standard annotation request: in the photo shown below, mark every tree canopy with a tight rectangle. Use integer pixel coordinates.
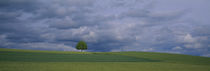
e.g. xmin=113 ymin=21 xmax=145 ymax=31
xmin=76 ymin=41 xmax=87 ymax=52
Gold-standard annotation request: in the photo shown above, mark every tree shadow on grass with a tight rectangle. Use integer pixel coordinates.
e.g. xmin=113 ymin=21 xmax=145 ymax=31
xmin=0 ymin=51 xmax=161 ymax=62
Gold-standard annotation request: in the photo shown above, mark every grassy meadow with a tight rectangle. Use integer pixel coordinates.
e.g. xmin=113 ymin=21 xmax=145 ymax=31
xmin=0 ymin=48 xmax=210 ymax=71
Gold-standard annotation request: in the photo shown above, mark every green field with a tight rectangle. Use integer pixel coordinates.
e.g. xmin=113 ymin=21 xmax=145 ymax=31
xmin=0 ymin=48 xmax=210 ymax=71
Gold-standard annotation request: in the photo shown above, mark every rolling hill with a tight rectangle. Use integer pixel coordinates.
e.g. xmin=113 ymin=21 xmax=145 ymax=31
xmin=0 ymin=48 xmax=210 ymax=71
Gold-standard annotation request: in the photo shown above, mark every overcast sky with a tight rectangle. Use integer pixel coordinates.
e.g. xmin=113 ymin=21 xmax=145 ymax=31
xmin=0 ymin=0 xmax=210 ymax=57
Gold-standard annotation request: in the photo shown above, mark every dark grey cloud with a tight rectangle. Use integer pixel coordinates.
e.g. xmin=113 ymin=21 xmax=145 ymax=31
xmin=0 ymin=0 xmax=210 ymax=57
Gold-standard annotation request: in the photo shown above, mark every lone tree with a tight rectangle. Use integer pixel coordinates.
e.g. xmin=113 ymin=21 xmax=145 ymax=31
xmin=76 ymin=41 xmax=87 ymax=52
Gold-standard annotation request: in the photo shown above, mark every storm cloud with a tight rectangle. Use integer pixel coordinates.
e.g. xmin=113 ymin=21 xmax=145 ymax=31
xmin=0 ymin=0 xmax=210 ymax=57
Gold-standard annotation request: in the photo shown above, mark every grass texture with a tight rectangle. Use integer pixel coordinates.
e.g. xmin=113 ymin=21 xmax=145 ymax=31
xmin=0 ymin=48 xmax=210 ymax=71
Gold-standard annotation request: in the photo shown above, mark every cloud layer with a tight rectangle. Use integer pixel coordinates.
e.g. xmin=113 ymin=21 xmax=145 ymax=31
xmin=0 ymin=0 xmax=210 ymax=57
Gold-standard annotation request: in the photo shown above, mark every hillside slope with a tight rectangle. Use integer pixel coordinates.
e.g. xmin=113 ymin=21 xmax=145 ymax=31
xmin=0 ymin=48 xmax=210 ymax=71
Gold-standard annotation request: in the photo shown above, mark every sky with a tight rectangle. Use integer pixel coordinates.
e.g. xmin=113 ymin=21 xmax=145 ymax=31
xmin=0 ymin=0 xmax=210 ymax=57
